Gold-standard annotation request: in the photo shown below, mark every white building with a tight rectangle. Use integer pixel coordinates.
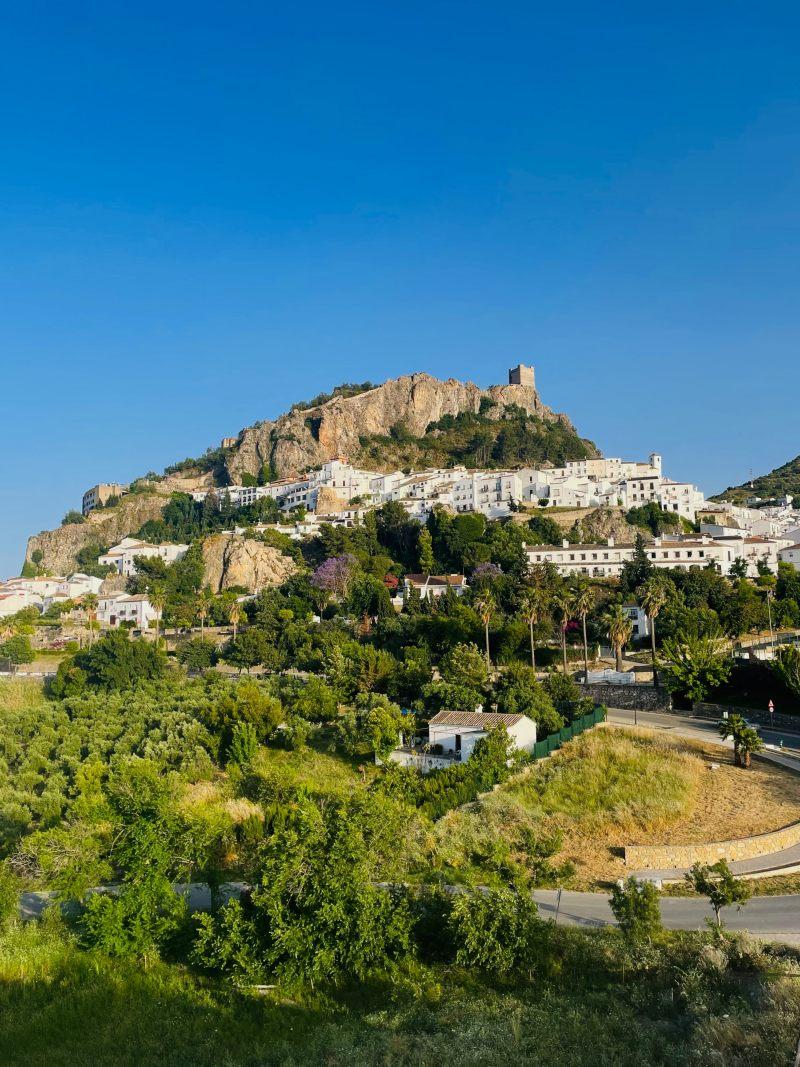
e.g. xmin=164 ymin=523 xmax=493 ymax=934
xmin=427 ymin=710 xmax=537 ymax=762
xmin=525 ymin=533 xmax=780 ymax=578
xmin=0 ymin=590 xmax=39 ymax=618
xmin=778 ymin=544 xmax=800 ymax=571
xmin=98 ymin=538 xmax=189 ymax=577
xmin=96 ymin=592 xmax=158 ymax=630
xmin=402 ymin=574 xmax=467 ymax=600
xmin=623 ymin=604 xmax=651 ymax=640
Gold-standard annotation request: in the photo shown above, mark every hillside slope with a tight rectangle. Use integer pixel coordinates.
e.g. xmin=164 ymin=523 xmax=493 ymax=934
xmin=716 ymin=453 xmax=800 ymax=503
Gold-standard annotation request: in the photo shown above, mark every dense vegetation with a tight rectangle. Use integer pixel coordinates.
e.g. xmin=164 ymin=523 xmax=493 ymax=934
xmin=355 ymin=405 xmax=598 ymax=471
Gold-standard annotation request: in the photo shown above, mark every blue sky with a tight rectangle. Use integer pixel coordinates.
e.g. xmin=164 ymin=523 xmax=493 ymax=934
xmin=1 ymin=3 xmax=799 ymax=576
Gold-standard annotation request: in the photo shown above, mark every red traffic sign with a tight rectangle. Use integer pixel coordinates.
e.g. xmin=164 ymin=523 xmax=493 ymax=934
xmin=768 ymin=700 xmax=774 ymax=711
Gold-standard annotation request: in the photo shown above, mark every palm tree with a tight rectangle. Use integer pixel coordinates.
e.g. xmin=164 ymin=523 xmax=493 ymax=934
xmin=197 ymin=589 xmax=213 ymax=637
xmin=474 ymin=592 xmax=496 ymax=671
xmin=551 ymin=591 xmax=574 ymax=675
xmin=228 ymin=599 xmax=242 ymax=640
xmin=520 ymin=586 xmax=548 ymax=672
xmin=573 ymin=584 xmax=594 ymax=683
xmin=639 ymin=576 xmax=668 ymax=688
xmin=150 ymin=585 xmax=166 ymax=645
xmin=606 ymin=605 xmax=634 ymax=673
xmin=83 ymin=593 xmax=98 ymax=646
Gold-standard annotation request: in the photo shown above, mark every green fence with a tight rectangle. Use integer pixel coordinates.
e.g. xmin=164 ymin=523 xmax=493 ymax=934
xmin=531 ymin=706 xmax=606 ymax=762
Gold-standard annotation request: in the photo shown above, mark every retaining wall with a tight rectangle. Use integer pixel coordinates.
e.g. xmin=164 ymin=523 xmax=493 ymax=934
xmin=625 ymin=818 xmax=800 ymax=870
xmin=582 ymin=683 xmax=672 ymax=712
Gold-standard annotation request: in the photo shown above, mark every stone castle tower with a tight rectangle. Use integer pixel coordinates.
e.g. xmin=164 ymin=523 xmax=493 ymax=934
xmin=508 ymin=363 xmax=535 ymax=389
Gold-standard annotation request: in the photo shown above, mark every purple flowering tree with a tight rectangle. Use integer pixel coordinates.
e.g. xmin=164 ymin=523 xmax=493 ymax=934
xmin=472 ymin=562 xmax=503 ymax=586
xmin=311 ymin=554 xmax=357 ymax=600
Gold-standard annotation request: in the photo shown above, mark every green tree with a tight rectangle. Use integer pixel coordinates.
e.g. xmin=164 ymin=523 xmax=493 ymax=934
xmin=520 ymin=585 xmax=548 ymax=671
xmin=474 ymin=592 xmax=496 ymax=671
xmin=552 ymin=591 xmax=574 ymax=674
xmin=448 ymin=889 xmax=542 ymax=977
xmin=82 ymin=593 xmax=99 ymax=646
xmin=609 ymin=877 xmax=663 ymax=941
xmin=0 ymin=633 xmax=35 ymax=668
xmin=200 ymin=799 xmax=414 ymax=987
xmin=718 ymin=713 xmax=765 ymax=769
xmin=440 ymin=642 xmax=489 ymax=692
xmin=639 ymin=575 xmax=669 ymax=688
xmin=80 ymin=762 xmax=189 ymax=961
xmin=605 ymin=605 xmax=634 ymax=673
xmin=572 ymin=584 xmax=594 ymax=683
xmin=774 ymin=644 xmax=800 ymax=699
xmin=177 ymin=637 xmax=218 ymax=671
xmin=221 ymin=629 xmax=272 ymax=674
xmin=684 ymin=860 xmax=751 ymax=928
xmin=660 ymin=631 xmax=731 ymax=704
xmin=62 ymin=510 xmax=86 ymax=525
xmin=417 ymin=526 xmax=435 ymax=575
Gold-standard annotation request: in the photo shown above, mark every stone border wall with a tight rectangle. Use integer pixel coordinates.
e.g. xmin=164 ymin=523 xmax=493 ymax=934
xmin=582 ymin=683 xmax=672 ymax=712
xmin=625 ymin=818 xmax=800 ymax=870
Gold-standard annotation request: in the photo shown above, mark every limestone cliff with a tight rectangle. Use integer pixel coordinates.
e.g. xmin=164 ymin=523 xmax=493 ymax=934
xmin=201 ymin=534 xmax=296 ymax=594
xmin=225 ymin=372 xmax=583 ymax=481
xmin=25 ymin=492 xmax=171 ymax=575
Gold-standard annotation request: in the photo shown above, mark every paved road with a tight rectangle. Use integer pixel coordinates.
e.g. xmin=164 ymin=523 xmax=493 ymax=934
xmin=20 ymin=883 xmax=800 ymax=941
xmin=533 ymin=890 xmax=800 ymax=943
xmin=606 ymin=707 xmax=800 ymax=758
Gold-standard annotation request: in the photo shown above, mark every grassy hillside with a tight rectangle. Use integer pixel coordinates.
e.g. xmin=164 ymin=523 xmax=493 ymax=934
xmin=355 ymin=406 xmax=598 ymax=471
xmin=1 ymin=921 xmax=798 ymax=1067
xmin=716 ymin=453 xmax=800 ymax=503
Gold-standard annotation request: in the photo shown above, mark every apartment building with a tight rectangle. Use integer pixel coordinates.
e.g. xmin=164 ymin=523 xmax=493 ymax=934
xmin=526 ymin=535 xmax=757 ymax=578
xmin=82 ymin=482 xmax=127 ymax=516
xmin=98 ymin=538 xmax=189 ymax=577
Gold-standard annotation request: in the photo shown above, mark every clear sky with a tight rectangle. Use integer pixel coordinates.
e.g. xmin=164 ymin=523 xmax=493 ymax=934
xmin=1 ymin=3 xmax=799 ymax=576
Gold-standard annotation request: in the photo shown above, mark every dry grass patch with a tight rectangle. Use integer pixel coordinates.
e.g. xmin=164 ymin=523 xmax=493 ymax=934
xmin=440 ymin=727 xmax=800 ymax=889
xmin=0 ymin=677 xmax=47 ymax=714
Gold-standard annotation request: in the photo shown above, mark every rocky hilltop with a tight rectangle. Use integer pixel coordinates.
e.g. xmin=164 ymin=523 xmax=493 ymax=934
xmin=23 ymin=368 xmax=596 ymax=574
xmin=226 ymin=372 xmax=587 ymax=481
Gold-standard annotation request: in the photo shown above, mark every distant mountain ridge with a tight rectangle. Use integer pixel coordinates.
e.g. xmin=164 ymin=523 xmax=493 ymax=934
xmin=716 ymin=453 xmax=800 ymax=503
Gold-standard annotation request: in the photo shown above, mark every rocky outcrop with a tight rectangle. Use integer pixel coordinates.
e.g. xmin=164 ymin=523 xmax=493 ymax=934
xmin=25 ymin=491 xmax=171 ymax=574
xmin=225 ymin=372 xmax=578 ymax=481
xmin=545 ymin=506 xmax=644 ymax=544
xmin=201 ymin=534 xmax=296 ymax=594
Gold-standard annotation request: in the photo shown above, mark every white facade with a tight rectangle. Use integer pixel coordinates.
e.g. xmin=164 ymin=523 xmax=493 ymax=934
xmin=427 ymin=710 xmax=537 ymax=762
xmin=96 ymin=592 xmax=158 ymax=629
xmin=98 ymin=538 xmax=189 ymax=577
xmin=526 ymin=533 xmax=782 ymax=578
xmin=403 ymin=574 xmax=467 ymax=600
xmin=779 ymin=544 xmax=800 ymax=571
xmin=623 ymin=604 xmax=651 ymax=640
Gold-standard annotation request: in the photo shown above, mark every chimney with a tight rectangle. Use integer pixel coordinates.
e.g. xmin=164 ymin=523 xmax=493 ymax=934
xmin=607 ymin=536 xmax=615 ymax=547
xmin=562 ymin=539 xmax=570 ymax=548
xmin=654 ymin=536 xmax=662 ymax=547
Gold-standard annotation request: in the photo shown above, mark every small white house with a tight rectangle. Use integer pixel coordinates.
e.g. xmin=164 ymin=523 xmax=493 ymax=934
xmin=99 ymin=538 xmax=189 ymax=577
xmin=96 ymin=592 xmax=158 ymax=630
xmin=403 ymin=574 xmax=467 ymax=600
xmin=427 ymin=710 xmax=537 ymax=762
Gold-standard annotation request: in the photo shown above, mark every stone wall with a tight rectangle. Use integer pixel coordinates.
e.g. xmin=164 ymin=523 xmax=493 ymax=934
xmin=582 ymin=683 xmax=672 ymax=712
xmin=625 ymin=818 xmax=800 ymax=870
xmin=694 ymin=701 xmax=800 ymax=731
